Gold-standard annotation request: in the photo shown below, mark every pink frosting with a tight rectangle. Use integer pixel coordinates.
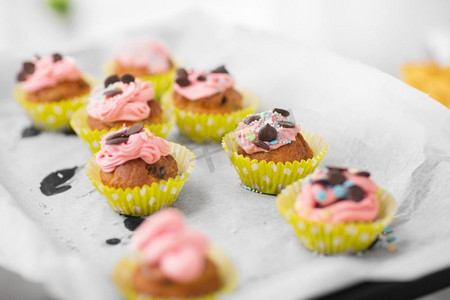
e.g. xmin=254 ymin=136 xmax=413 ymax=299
xmin=294 ymin=167 xmax=379 ymax=223
xmin=96 ymin=128 xmax=170 ymax=172
xmin=174 ymin=70 xmax=235 ymax=100
xmin=114 ymin=40 xmax=172 ymax=74
xmin=21 ymin=55 xmax=83 ymax=93
xmin=87 ymin=78 xmax=154 ymax=122
xmin=235 ymin=110 xmax=300 ymax=154
xmin=132 ymin=209 xmax=210 ymax=284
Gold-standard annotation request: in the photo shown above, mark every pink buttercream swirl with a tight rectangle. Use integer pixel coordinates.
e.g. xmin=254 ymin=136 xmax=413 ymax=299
xmin=294 ymin=167 xmax=379 ymax=223
xmin=21 ymin=55 xmax=83 ymax=93
xmin=87 ymin=78 xmax=154 ymax=122
xmin=132 ymin=209 xmax=210 ymax=284
xmin=96 ymin=128 xmax=170 ymax=172
xmin=235 ymin=110 xmax=300 ymax=154
xmin=174 ymin=70 xmax=235 ymax=100
xmin=114 ymin=40 xmax=172 ymax=74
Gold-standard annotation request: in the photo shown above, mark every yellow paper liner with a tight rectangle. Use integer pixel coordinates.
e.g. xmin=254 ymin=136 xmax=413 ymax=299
xmin=104 ymin=61 xmax=176 ymax=100
xmin=161 ymin=90 xmax=259 ymax=143
xmin=277 ymin=180 xmax=397 ymax=254
xmin=14 ymin=87 xmax=89 ymax=131
xmin=113 ymin=244 xmax=238 ymax=300
xmin=85 ymin=142 xmax=195 ymax=216
xmin=222 ymin=129 xmax=328 ymax=195
xmin=71 ymin=107 xmax=175 ymax=153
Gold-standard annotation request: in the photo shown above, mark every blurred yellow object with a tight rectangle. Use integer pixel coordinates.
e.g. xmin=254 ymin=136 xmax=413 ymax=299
xmin=402 ymin=62 xmax=450 ymax=108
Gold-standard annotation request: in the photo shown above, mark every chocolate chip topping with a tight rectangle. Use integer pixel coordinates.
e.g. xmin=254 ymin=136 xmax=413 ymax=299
xmin=176 ymin=68 xmax=188 ymax=79
xmin=258 ymin=124 xmax=278 ymax=142
xmin=17 ymin=72 xmax=27 ymax=82
xmin=312 ymin=179 xmax=329 ymax=186
xmin=120 ymin=73 xmax=135 ymax=84
xmin=145 ymin=165 xmax=154 ymax=175
xmin=105 ymin=137 xmax=129 ymax=145
xmin=159 ymin=166 xmax=166 ymax=178
xmin=253 ymin=140 xmax=270 ymax=151
xmin=23 ymin=62 xmax=35 ymax=74
xmin=103 ymin=89 xmax=123 ymax=97
xmin=243 ymin=114 xmax=260 ymax=125
xmin=356 ymin=171 xmax=371 ymax=177
xmin=221 ymin=96 xmax=227 ymax=105
xmin=52 ymin=53 xmax=63 ymax=62
xmin=273 ymin=108 xmax=290 ymax=117
xmin=175 ymin=77 xmax=190 ymax=87
xmin=104 ymin=74 xmax=120 ymax=87
xmin=328 ymin=171 xmax=346 ymax=185
xmin=105 ymin=129 xmax=127 ymax=141
xmin=197 ymin=75 xmax=206 ymax=81
xmin=125 ymin=123 xmax=144 ymax=136
xmin=327 ymin=166 xmax=348 ymax=172
xmin=211 ymin=65 xmax=229 ymax=74
xmin=278 ymin=121 xmax=295 ymax=128
xmin=347 ymin=185 xmax=365 ymax=201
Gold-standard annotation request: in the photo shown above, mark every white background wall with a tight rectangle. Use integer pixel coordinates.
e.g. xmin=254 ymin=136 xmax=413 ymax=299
xmin=1 ymin=0 xmax=450 ymax=76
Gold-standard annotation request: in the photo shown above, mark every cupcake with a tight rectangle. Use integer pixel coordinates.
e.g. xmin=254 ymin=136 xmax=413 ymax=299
xmin=222 ymin=108 xmax=328 ymax=194
xmin=106 ymin=39 xmax=175 ymax=99
xmin=113 ymin=209 xmax=236 ymax=299
xmin=402 ymin=62 xmax=450 ymax=107
xmin=277 ymin=166 xmax=397 ymax=254
xmin=71 ymin=74 xmax=174 ymax=153
xmin=14 ymin=53 xmax=90 ymax=130
xmin=161 ymin=65 xmax=259 ymax=142
xmin=85 ymin=123 xmax=195 ymax=216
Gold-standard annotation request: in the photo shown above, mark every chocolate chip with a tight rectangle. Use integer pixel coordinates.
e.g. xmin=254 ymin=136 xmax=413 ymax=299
xmin=106 ymin=238 xmax=121 ymax=245
xmin=159 ymin=166 xmax=166 ymax=178
xmin=175 ymin=77 xmax=190 ymax=87
xmin=40 ymin=167 xmax=78 ymax=196
xmin=52 ymin=53 xmax=63 ymax=62
xmin=124 ymin=216 xmax=145 ymax=231
xmin=347 ymin=185 xmax=365 ymax=201
xmin=125 ymin=123 xmax=144 ymax=136
xmin=312 ymin=179 xmax=329 ymax=186
xmin=197 ymin=75 xmax=206 ymax=81
xmin=328 ymin=172 xmax=346 ymax=185
xmin=105 ymin=137 xmax=129 ymax=145
xmin=278 ymin=121 xmax=295 ymax=128
xmin=106 ymin=129 xmax=126 ymax=141
xmin=221 ymin=96 xmax=227 ymax=105
xmin=103 ymin=89 xmax=123 ymax=97
xmin=253 ymin=140 xmax=270 ymax=151
xmin=104 ymin=74 xmax=120 ymax=87
xmin=211 ymin=65 xmax=229 ymax=74
xmin=243 ymin=115 xmax=260 ymax=125
xmin=23 ymin=62 xmax=35 ymax=74
xmin=327 ymin=166 xmax=348 ymax=172
xmin=273 ymin=108 xmax=290 ymax=117
xmin=120 ymin=73 xmax=135 ymax=84
xmin=176 ymin=68 xmax=188 ymax=79
xmin=17 ymin=72 xmax=27 ymax=82
xmin=258 ymin=124 xmax=278 ymax=142
xmin=356 ymin=171 xmax=371 ymax=177
xmin=21 ymin=125 xmax=41 ymax=138
xmin=145 ymin=165 xmax=154 ymax=175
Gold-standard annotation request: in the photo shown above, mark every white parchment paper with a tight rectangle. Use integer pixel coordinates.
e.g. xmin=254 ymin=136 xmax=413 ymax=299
xmin=1 ymin=10 xmax=450 ymax=300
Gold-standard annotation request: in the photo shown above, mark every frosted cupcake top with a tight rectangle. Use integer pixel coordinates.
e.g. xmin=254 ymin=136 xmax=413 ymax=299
xmin=87 ymin=74 xmax=154 ymax=123
xmin=96 ymin=123 xmax=170 ymax=172
xmin=17 ymin=54 xmax=83 ymax=93
xmin=294 ymin=166 xmax=379 ymax=223
xmin=173 ymin=66 xmax=235 ymax=100
xmin=235 ymin=109 xmax=300 ymax=154
xmin=132 ymin=209 xmax=210 ymax=283
xmin=114 ymin=39 xmax=172 ymax=74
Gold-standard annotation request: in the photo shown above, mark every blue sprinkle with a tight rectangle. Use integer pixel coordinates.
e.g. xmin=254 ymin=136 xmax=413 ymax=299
xmin=322 ymin=167 xmax=329 ymax=173
xmin=333 ymin=185 xmax=347 ymax=198
xmin=387 ymin=236 xmax=396 ymax=243
xmin=383 ymin=227 xmax=393 ymax=234
xmin=270 ymin=140 xmax=278 ymax=145
xmin=316 ymin=190 xmax=327 ymax=202
xmin=343 ymin=180 xmax=354 ymax=187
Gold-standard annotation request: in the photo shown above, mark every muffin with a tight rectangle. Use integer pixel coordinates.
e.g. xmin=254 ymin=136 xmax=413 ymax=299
xmin=222 ymin=109 xmax=328 ymax=194
xmin=85 ymin=123 xmax=195 ymax=216
xmin=107 ymin=39 xmax=175 ymax=99
xmin=402 ymin=62 xmax=450 ymax=107
xmin=14 ymin=53 xmax=90 ymax=130
xmin=113 ymin=208 xmax=236 ymax=299
xmin=71 ymin=74 xmax=174 ymax=153
xmin=277 ymin=166 xmax=397 ymax=254
xmin=162 ymin=65 xmax=259 ymax=142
